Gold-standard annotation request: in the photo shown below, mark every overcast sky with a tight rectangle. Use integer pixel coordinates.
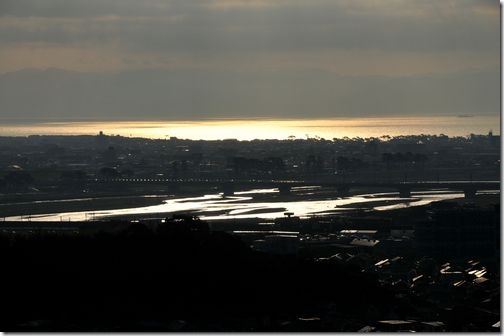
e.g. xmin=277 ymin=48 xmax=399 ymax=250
xmin=0 ymin=0 xmax=500 ymax=120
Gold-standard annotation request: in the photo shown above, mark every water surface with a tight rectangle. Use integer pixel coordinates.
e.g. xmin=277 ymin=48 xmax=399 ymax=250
xmin=0 ymin=115 xmax=499 ymax=140
xmin=7 ymin=188 xmax=489 ymax=222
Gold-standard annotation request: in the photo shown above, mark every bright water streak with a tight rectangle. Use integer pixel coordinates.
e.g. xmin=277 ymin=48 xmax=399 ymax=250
xmin=0 ymin=115 xmax=499 ymax=140
xmin=6 ymin=189 xmax=476 ymax=222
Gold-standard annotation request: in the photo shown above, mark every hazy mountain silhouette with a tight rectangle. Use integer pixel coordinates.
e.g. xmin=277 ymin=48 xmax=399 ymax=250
xmin=0 ymin=67 xmax=498 ymax=121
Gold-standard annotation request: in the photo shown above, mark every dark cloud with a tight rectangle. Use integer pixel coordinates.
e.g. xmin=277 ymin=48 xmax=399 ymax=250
xmin=0 ymin=0 xmax=499 ymax=120
xmin=0 ymin=0 xmax=178 ymax=18
xmin=0 ymin=0 xmax=499 ymax=52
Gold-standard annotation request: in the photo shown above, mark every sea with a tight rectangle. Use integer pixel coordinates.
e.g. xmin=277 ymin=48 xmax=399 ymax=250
xmin=0 ymin=115 xmax=500 ymax=140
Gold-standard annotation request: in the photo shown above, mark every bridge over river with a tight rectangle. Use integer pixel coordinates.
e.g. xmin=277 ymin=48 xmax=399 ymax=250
xmin=94 ymin=178 xmax=500 ymax=198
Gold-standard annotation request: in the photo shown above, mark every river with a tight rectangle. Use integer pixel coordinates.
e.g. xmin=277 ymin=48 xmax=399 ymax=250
xmin=5 ymin=187 xmax=498 ymax=222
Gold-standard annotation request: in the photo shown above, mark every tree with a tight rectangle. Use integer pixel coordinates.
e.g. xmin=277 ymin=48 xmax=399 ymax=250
xmin=99 ymin=167 xmax=120 ymax=179
xmin=4 ymin=171 xmax=34 ymax=188
xmin=60 ymin=170 xmax=87 ymax=182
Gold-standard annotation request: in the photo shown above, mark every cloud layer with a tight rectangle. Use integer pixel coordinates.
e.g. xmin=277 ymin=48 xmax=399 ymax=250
xmin=0 ymin=0 xmax=499 ymax=120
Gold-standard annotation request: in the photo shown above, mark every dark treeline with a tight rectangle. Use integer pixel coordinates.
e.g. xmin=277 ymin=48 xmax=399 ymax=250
xmin=2 ymin=216 xmax=391 ymax=332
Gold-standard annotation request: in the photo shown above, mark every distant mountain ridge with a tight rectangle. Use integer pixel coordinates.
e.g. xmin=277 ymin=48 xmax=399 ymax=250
xmin=0 ymin=67 xmax=498 ymax=121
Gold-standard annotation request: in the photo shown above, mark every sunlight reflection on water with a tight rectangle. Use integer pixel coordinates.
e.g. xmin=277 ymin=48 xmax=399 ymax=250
xmin=0 ymin=115 xmax=499 ymax=140
xmin=5 ymin=189 xmax=481 ymax=222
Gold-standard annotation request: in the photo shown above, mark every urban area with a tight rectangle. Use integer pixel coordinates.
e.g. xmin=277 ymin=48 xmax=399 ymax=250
xmin=0 ymin=131 xmax=500 ymax=331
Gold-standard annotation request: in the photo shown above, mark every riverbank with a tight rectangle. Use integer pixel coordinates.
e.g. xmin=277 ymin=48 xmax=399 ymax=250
xmin=2 ymin=186 xmax=498 ymax=222
xmin=0 ymin=195 xmax=169 ymax=218
xmin=0 ymin=186 xmax=379 ymax=219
